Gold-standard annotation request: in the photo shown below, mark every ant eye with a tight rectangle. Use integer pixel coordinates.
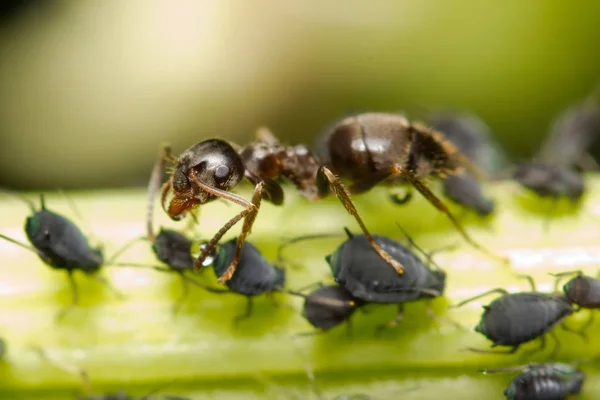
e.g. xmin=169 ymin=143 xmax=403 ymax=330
xmin=214 ymin=164 xmax=230 ymax=180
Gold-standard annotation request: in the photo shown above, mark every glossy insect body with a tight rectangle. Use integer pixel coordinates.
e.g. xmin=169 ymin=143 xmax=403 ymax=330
xmin=211 ymin=238 xmax=285 ymax=296
xmin=475 ymin=292 xmax=574 ymax=349
xmin=562 ymin=274 xmax=600 ymax=309
xmin=24 ymin=196 xmax=103 ymax=272
xmin=325 ymin=231 xmax=445 ymax=304
xmin=151 ymin=229 xmax=195 ymax=271
xmin=442 ymin=174 xmax=495 ymax=216
xmin=514 ymin=163 xmax=584 ymax=202
xmin=298 ymin=285 xmax=362 ymax=331
xmin=502 ymin=362 xmax=585 ymax=400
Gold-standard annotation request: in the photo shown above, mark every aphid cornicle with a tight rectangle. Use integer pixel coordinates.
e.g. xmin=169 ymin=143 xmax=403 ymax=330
xmin=200 ymin=237 xmax=285 ymax=322
xmin=429 ymin=111 xmax=506 ymax=217
xmin=0 ymin=193 xmax=129 ymax=319
xmin=453 ymin=277 xmax=575 ymax=355
xmin=288 ymin=284 xmax=363 ymax=332
xmin=482 ymin=362 xmax=585 ymax=400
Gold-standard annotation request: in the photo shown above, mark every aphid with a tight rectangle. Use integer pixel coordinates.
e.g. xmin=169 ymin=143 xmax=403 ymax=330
xmin=429 ymin=111 xmax=507 ymax=216
xmin=453 ymin=276 xmax=575 ymax=355
xmin=324 ymin=227 xmax=447 ymax=330
xmin=200 ymin=237 xmax=285 ymax=322
xmin=114 ymin=151 xmax=228 ymax=314
xmin=0 ymin=193 xmax=132 ymax=319
xmin=157 ymin=114 xmax=506 ymax=284
xmin=551 ymin=270 xmax=600 ymax=336
xmin=482 ymin=362 xmax=585 ymax=400
xmin=287 ymin=284 xmax=363 ymax=333
xmin=514 ymin=92 xmax=600 ymax=202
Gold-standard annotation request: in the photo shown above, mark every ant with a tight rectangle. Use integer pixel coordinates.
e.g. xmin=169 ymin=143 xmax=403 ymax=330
xmin=156 ymin=114 xmax=506 ymax=284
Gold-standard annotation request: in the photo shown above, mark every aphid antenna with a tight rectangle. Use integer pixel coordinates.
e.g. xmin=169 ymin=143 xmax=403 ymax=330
xmin=394 ymin=222 xmax=454 ymax=272
xmin=548 ymin=270 xmax=584 ymax=292
xmin=0 ymin=233 xmax=45 ymax=257
xmin=276 ymin=232 xmax=344 ymax=267
xmin=56 ymin=189 xmax=101 ymax=247
xmin=32 ymin=346 xmax=92 ymax=395
xmin=110 ymin=262 xmax=230 ymax=294
xmin=0 ymin=188 xmax=37 ymax=213
xmin=479 ymin=363 xmax=535 ymax=375
xmin=450 ymin=288 xmax=509 ymax=308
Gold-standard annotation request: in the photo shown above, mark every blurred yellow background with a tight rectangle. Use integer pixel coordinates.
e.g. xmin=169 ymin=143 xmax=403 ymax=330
xmin=0 ymin=0 xmax=599 ymax=189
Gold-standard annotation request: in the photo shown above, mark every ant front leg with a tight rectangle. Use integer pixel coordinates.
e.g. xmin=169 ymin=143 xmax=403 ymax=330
xmin=317 ymin=166 xmax=405 ymax=275
xmin=190 ymin=177 xmax=264 ymax=284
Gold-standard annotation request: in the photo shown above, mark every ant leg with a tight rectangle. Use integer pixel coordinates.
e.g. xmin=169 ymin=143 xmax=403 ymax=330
xmin=233 ymin=297 xmax=254 ymax=327
xmin=399 ymin=167 xmax=509 ymax=265
xmin=375 ymin=303 xmax=404 ymax=335
xmin=56 ymin=271 xmax=79 ymax=321
xmin=317 ymin=166 xmax=405 ymax=275
xmin=451 ymin=288 xmax=508 ymax=308
xmin=190 ymin=175 xmax=264 ymax=283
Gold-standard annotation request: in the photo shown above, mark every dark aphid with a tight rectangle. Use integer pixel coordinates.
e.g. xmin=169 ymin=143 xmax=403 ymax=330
xmin=442 ymin=174 xmax=495 ymax=217
xmin=482 ymin=362 xmax=585 ymax=400
xmin=0 ymin=193 xmax=129 ymax=319
xmin=514 ymin=163 xmax=584 ymax=202
xmin=323 ymin=228 xmax=448 ymax=330
xmin=325 ymin=229 xmax=445 ymax=304
xmin=202 ymin=237 xmax=285 ymax=322
xmin=453 ymin=278 xmax=575 ymax=355
xmin=514 ymin=93 xmax=600 ymax=203
xmin=288 ymin=284 xmax=363 ymax=332
xmin=551 ymin=270 xmax=600 ymax=336
xmin=429 ymin=111 xmax=507 ymax=216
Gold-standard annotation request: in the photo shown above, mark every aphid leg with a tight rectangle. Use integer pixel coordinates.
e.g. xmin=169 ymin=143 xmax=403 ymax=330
xmin=56 ymin=271 xmax=79 ymax=321
xmin=514 ymin=274 xmax=537 ymax=292
xmin=451 ymin=288 xmax=509 ymax=308
xmin=561 ymin=321 xmax=589 ymax=343
xmin=548 ymin=331 xmax=561 ymax=359
xmin=518 ymin=335 xmax=548 ymax=360
xmin=189 ymin=175 xmax=264 ymax=283
xmin=33 ymin=346 xmax=92 ymax=395
xmin=399 ymin=167 xmax=510 ymax=266
xmin=542 ymin=197 xmax=559 ymax=234
xmin=93 ymin=275 xmax=125 ymax=300
xmin=317 ymin=166 xmax=405 ymax=275
xmin=375 ymin=303 xmax=405 ymax=335
xmin=291 ymin=330 xmax=327 ymax=339
xmin=289 ymin=281 xmax=325 ymax=294
xmin=233 ymin=297 xmax=254 ymax=326
xmin=464 ymin=345 xmax=519 ymax=355
xmin=171 ymin=272 xmax=190 ymax=315
xmin=480 ymin=364 xmax=533 ymax=374
xmin=425 ymin=301 xmax=468 ymax=332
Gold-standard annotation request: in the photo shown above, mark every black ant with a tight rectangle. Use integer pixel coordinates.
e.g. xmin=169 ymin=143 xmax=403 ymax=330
xmin=0 ymin=192 xmax=134 ymax=319
xmin=156 ymin=115 xmax=506 ymax=284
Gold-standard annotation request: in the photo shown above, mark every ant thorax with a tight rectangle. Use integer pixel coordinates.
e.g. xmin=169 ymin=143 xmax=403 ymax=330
xmin=239 ymin=141 xmax=321 ymax=200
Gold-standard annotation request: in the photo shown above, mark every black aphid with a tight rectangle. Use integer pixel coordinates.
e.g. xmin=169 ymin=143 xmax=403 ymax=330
xmin=514 ymin=93 xmax=600 ymax=203
xmin=0 ymin=193 xmax=131 ymax=319
xmin=482 ymin=362 xmax=585 ymax=400
xmin=453 ymin=276 xmax=575 ymax=355
xmin=430 ymin=112 xmax=507 ymax=216
xmin=552 ymin=270 xmax=600 ymax=337
xmin=201 ymin=238 xmax=285 ymax=322
xmin=288 ymin=284 xmax=363 ymax=333
xmin=324 ymin=227 xmax=447 ymax=330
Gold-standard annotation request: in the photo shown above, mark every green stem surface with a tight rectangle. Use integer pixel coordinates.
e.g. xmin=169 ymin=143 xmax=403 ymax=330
xmin=1 ymin=178 xmax=600 ymax=399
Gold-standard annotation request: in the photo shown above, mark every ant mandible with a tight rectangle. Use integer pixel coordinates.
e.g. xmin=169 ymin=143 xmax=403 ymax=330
xmin=155 ymin=113 xmax=504 ymax=284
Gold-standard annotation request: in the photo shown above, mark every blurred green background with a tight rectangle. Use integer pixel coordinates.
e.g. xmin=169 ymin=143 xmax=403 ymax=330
xmin=0 ymin=0 xmax=599 ymax=189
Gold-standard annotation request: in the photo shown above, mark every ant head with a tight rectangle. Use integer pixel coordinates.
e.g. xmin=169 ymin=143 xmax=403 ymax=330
xmin=175 ymin=139 xmax=245 ymax=194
